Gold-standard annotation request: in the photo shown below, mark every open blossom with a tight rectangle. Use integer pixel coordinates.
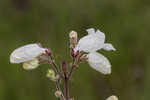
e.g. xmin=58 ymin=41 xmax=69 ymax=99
xmin=75 ymin=28 xmax=116 ymax=74
xmin=74 ymin=28 xmax=115 ymax=52
xmin=10 ymin=43 xmax=47 ymax=70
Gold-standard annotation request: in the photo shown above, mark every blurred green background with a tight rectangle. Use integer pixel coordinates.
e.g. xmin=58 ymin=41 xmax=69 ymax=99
xmin=0 ymin=0 xmax=150 ymax=100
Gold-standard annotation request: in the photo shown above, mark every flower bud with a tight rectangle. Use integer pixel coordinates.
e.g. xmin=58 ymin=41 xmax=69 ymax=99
xmin=45 ymin=49 xmax=52 ymax=56
xmin=46 ymin=69 xmax=56 ymax=81
xmin=55 ymin=91 xmax=62 ymax=98
xmin=62 ymin=61 xmax=67 ymax=73
xmin=69 ymin=31 xmax=78 ymax=48
xmin=69 ymin=31 xmax=77 ymax=39
xmin=23 ymin=58 xmax=39 ymax=70
xmin=106 ymin=95 xmax=118 ymax=100
xmin=46 ymin=69 xmax=60 ymax=81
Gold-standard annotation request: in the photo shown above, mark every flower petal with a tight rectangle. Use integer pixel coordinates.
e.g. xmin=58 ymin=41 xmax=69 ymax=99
xmin=10 ymin=43 xmax=46 ymax=63
xmin=95 ymin=29 xmax=105 ymax=42
xmin=23 ymin=58 xmax=39 ymax=70
xmin=103 ymin=43 xmax=116 ymax=51
xmin=74 ymin=29 xmax=105 ymax=52
xmin=87 ymin=52 xmax=111 ymax=74
xmin=86 ymin=28 xmax=95 ymax=35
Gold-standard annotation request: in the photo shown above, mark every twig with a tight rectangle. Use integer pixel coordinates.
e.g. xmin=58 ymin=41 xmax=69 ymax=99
xmin=65 ymin=77 xmax=69 ymax=100
xmin=49 ymin=55 xmax=64 ymax=79
xmin=68 ymin=54 xmax=77 ymax=79
xmin=68 ymin=65 xmax=76 ymax=79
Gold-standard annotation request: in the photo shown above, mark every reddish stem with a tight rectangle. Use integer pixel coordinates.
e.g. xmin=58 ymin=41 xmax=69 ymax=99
xmin=68 ymin=65 xmax=75 ymax=79
xmin=68 ymin=56 xmax=76 ymax=79
xmin=49 ymin=55 xmax=64 ymax=79
xmin=65 ymin=77 xmax=69 ymax=100
xmin=64 ymin=52 xmax=77 ymax=100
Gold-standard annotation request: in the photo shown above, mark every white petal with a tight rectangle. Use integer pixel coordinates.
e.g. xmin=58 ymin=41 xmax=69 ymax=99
xmin=87 ymin=52 xmax=111 ymax=74
xmin=86 ymin=28 xmax=95 ymax=35
xmin=74 ymin=29 xmax=105 ymax=52
xmin=106 ymin=95 xmax=118 ymax=100
xmin=103 ymin=43 xmax=116 ymax=51
xmin=95 ymin=29 xmax=105 ymax=42
xmin=10 ymin=43 xmax=46 ymax=63
xmin=23 ymin=58 xmax=39 ymax=70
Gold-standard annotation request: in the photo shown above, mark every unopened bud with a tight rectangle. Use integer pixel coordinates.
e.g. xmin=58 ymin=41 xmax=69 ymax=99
xmin=46 ymin=69 xmax=60 ymax=81
xmin=69 ymin=31 xmax=78 ymax=48
xmin=45 ymin=49 xmax=52 ymax=56
xmin=106 ymin=95 xmax=118 ymax=100
xmin=46 ymin=69 xmax=56 ymax=81
xmin=55 ymin=91 xmax=62 ymax=98
xmin=69 ymin=31 xmax=77 ymax=39
xmin=62 ymin=61 xmax=67 ymax=73
xmin=23 ymin=58 xmax=39 ymax=70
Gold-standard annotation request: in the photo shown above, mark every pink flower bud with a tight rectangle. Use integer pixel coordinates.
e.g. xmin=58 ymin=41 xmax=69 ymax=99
xmin=45 ymin=49 xmax=52 ymax=56
xmin=62 ymin=61 xmax=67 ymax=73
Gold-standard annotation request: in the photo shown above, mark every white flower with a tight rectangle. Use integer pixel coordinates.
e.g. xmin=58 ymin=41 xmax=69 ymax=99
xmin=106 ymin=95 xmax=118 ymax=100
xmin=74 ymin=28 xmax=116 ymax=74
xmin=74 ymin=28 xmax=115 ymax=52
xmin=87 ymin=52 xmax=111 ymax=74
xmin=10 ymin=43 xmax=46 ymax=70
xmin=10 ymin=43 xmax=46 ymax=63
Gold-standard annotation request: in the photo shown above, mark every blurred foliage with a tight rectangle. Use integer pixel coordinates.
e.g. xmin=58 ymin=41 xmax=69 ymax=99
xmin=0 ymin=0 xmax=150 ymax=100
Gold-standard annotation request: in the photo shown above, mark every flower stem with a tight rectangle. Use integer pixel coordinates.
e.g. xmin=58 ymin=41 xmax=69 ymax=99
xmin=65 ymin=76 xmax=69 ymax=100
xmin=49 ymin=55 xmax=64 ymax=79
xmin=68 ymin=65 xmax=75 ymax=79
xmin=68 ymin=55 xmax=77 ymax=79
